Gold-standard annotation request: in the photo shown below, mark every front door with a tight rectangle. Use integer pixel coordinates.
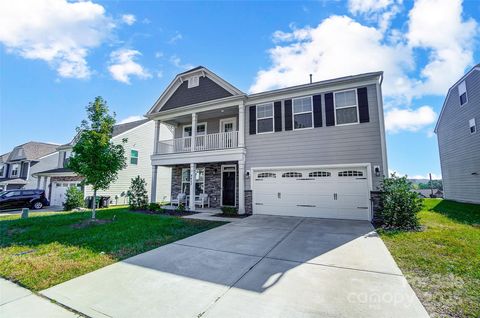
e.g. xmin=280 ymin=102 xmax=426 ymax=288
xmin=220 ymin=118 xmax=237 ymax=148
xmin=222 ymin=166 xmax=236 ymax=206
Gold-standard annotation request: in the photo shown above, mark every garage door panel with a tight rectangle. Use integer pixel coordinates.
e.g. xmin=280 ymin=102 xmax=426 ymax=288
xmin=253 ymin=166 xmax=370 ymax=221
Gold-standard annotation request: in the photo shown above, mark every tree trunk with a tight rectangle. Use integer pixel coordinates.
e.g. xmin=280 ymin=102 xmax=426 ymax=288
xmin=92 ymin=188 xmax=97 ymax=219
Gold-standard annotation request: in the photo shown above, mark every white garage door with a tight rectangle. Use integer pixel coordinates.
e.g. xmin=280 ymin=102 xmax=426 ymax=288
xmin=252 ymin=166 xmax=371 ymax=220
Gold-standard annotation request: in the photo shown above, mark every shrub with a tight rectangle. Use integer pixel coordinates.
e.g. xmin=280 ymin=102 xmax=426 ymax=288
xmin=127 ymin=176 xmax=149 ymax=210
xmin=221 ymin=206 xmax=238 ymax=216
xmin=379 ymin=173 xmax=422 ymax=229
xmin=148 ymin=203 xmax=164 ymax=212
xmin=176 ymin=202 xmax=185 ymax=213
xmin=63 ymin=186 xmax=85 ymax=211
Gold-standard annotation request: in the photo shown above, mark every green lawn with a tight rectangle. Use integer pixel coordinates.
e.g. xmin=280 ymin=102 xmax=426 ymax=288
xmin=379 ymin=199 xmax=480 ymax=318
xmin=0 ymin=207 xmax=224 ymax=291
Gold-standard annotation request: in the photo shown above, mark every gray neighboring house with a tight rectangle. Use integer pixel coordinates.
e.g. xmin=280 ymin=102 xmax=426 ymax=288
xmin=147 ymin=66 xmax=388 ymax=221
xmin=435 ymin=64 xmax=480 ymax=204
xmin=0 ymin=142 xmax=59 ymax=191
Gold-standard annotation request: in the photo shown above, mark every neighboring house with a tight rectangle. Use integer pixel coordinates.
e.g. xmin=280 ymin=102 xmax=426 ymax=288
xmin=33 ymin=119 xmax=172 ymax=206
xmin=0 ymin=142 xmax=59 ymax=191
xmin=435 ymin=64 xmax=480 ymax=204
xmin=413 ymin=189 xmax=443 ymax=199
xmin=147 ymin=66 xmax=388 ymax=221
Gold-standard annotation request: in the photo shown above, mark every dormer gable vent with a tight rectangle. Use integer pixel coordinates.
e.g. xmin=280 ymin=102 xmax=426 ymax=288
xmin=188 ymin=76 xmax=199 ymax=88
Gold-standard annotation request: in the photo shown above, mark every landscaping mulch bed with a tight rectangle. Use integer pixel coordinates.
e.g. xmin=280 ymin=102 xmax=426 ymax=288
xmin=130 ymin=209 xmax=199 ymax=217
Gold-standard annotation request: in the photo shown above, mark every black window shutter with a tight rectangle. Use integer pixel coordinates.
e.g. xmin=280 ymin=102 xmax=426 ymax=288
xmin=274 ymin=101 xmax=282 ymax=132
xmin=284 ymin=99 xmax=292 ymax=131
xmin=357 ymin=87 xmax=369 ymax=123
xmin=313 ymin=95 xmax=322 ymax=127
xmin=249 ymin=106 xmax=256 ymax=135
xmin=325 ymin=93 xmax=335 ymax=126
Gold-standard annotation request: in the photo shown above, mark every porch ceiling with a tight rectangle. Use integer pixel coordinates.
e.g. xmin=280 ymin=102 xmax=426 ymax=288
xmin=164 ymin=106 xmax=238 ymax=125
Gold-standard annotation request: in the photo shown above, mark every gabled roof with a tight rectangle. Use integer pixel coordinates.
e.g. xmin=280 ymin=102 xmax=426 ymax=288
xmin=435 ymin=63 xmax=480 ymax=133
xmin=5 ymin=142 xmax=58 ymax=162
xmin=147 ymin=66 xmax=244 ymax=115
xmin=58 ymin=119 xmax=150 ymax=150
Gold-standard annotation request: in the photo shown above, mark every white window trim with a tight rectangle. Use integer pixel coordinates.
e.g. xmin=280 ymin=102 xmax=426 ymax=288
xmin=459 ymin=81 xmax=468 ymax=106
xmin=130 ymin=148 xmax=139 ymax=165
xmin=219 ymin=117 xmax=237 ymax=132
xmin=469 ymin=118 xmax=476 ymax=134
xmin=292 ymin=96 xmax=314 ymax=131
xmin=334 ymin=88 xmax=360 ymax=126
xmin=256 ymin=102 xmax=275 ymax=134
xmin=10 ymin=163 xmax=19 ymax=177
xmin=0 ymin=164 xmax=5 ymax=178
xmin=182 ymin=122 xmax=208 ymax=138
xmin=181 ymin=167 xmax=205 ymax=195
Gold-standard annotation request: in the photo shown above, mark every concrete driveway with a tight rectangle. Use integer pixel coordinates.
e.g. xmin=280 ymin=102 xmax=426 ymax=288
xmin=41 ymin=215 xmax=428 ymax=318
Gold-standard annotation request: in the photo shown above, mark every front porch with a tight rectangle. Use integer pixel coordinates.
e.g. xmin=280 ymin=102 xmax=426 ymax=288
xmin=169 ymin=161 xmax=240 ymax=210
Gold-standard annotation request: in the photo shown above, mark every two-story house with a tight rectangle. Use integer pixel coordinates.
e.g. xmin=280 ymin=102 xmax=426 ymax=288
xmin=33 ymin=119 xmax=172 ymax=206
xmin=147 ymin=66 xmax=388 ymax=221
xmin=0 ymin=142 xmax=59 ymax=191
xmin=435 ymin=64 xmax=480 ymax=204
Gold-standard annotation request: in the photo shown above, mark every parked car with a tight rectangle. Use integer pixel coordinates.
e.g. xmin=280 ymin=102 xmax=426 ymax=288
xmin=0 ymin=189 xmax=50 ymax=210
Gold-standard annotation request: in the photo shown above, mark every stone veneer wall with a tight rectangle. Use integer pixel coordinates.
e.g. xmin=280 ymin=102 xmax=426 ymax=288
xmin=171 ymin=161 xmax=239 ymax=208
xmin=245 ymin=190 xmax=252 ymax=215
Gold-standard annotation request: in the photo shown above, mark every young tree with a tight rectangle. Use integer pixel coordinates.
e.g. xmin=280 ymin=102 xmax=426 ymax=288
xmin=68 ymin=97 xmax=127 ymax=219
xmin=127 ymin=176 xmax=149 ymax=210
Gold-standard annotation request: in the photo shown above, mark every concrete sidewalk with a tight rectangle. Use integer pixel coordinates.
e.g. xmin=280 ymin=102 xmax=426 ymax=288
xmin=0 ymin=278 xmax=81 ymax=318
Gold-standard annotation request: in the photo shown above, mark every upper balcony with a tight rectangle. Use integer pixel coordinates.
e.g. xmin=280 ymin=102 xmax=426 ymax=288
xmin=151 ymin=104 xmax=246 ymax=166
xmin=158 ymin=130 xmax=239 ymax=154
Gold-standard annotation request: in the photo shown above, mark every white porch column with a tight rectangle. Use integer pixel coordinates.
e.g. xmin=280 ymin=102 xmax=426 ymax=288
xmin=36 ymin=176 xmax=41 ymax=189
xmin=238 ymin=160 xmax=245 ymax=214
xmin=238 ymin=102 xmax=245 ymax=148
xmin=150 ymin=166 xmax=158 ymax=203
xmin=153 ymin=120 xmax=161 ymax=154
xmin=45 ymin=176 xmax=51 ymax=200
xmin=189 ymin=163 xmax=196 ymax=211
xmin=191 ymin=113 xmax=197 ymax=152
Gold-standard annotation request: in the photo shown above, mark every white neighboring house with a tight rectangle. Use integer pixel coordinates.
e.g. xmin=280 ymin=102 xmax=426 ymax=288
xmin=33 ymin=119 xmax=172 ymax=207
xmin=0 ymin=142 xmax=59 ymax=191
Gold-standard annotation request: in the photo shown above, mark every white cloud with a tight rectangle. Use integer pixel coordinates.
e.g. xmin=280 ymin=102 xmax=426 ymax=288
xmin=155 ymin=51 xmax=164 ymax=58
xmin=250 ymin=15 xmax=414 ymax=102
xmin=169 ymin=31 xmax=183 ymax=44
xmin=121 ymin=14 xmax=136 ymax=26
xmin=108 ymin=49 xmax=151 ymax=84
xmin=0 ymin=0 xmax=113 ymax=79
xmin=250 ymin=0 xmax=478 ymax=104
xmin=385 ymin=106 xmax=437 ymax=133
xmin=118 ymin=115 xmax=144 ymax=124
xmin=407 ymin=0 xmax=478 ymax=95
xmin=170 ymin=55 xmax=193 ymax=70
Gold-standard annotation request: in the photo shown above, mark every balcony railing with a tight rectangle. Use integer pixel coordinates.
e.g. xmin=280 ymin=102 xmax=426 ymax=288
xmin=157 ymin=131 xmax=239 ymax=154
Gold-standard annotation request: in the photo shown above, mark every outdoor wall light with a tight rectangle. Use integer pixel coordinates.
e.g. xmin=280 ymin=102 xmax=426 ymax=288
xmin=246 ymin=171 xmax=250 ymax=178
xmin=374 ymin=166 xmax=381 ymax=177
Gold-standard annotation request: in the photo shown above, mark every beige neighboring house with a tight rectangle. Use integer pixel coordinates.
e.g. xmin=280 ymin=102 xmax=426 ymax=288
xmin=33 ymin=119 xmax=172 ymax=207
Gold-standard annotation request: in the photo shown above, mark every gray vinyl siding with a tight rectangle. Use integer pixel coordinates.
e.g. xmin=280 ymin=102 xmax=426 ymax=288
xmin=25 ymin=153 xmax=59 ymax=189
xmin=436 ymin=70 xmax=480 ymax=204
xmin=174 ymin=115 xmax=239 ymax=139
xmin=245 ymin=84 xmax=384 ymax=189
xmin=84 ymin=121 xmax=172 ymax=204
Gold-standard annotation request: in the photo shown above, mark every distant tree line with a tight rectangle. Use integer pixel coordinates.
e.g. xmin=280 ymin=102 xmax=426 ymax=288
xmin=411 ymin=180 xmax=443 ymax=190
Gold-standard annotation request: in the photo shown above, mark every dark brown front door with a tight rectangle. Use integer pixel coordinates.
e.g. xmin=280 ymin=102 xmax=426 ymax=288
xmin=222 ymin=171 xmax=236 ymax=206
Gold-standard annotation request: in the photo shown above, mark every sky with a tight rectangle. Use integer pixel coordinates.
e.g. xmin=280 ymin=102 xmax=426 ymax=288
xmin=0 ymin=0 xmax=479 ymax=179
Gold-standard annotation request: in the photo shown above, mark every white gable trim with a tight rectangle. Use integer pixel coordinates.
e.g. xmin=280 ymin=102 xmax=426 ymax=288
xmin=146 ymin=67 xmax=243 ymax=115
xmin=434 ymin=65 xmax=480 ymax=133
